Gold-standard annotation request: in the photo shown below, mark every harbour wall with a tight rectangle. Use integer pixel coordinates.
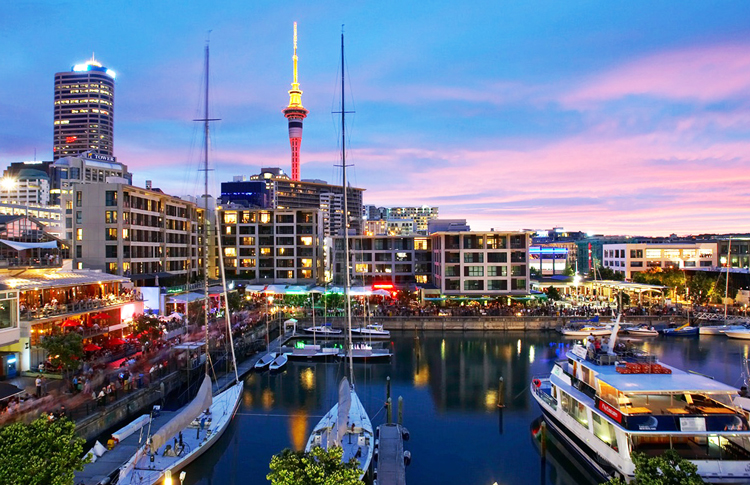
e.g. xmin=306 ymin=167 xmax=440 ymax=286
xmin=75 ymin=371 xmax=182 ymax=442
xmin=293 ymin=315 xmax=682 ymax=332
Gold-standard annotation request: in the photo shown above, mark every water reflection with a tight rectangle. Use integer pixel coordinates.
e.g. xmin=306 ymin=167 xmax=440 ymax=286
xmin=183 ymin=331 xmax=750 ymax=485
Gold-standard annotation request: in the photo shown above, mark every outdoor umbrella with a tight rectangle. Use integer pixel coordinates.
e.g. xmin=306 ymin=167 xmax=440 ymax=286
xmin=90 ymin=313 xmax=109 ymax=320
xmin=284 ymin=318 xmax=298 ymax=324
xmin=62 ymin=319 xmax=79 ymax=327
xmin=106 ymin=338 xmax=126 ymax=347
xmin=83 ymin=343 xmax=101 ymax=352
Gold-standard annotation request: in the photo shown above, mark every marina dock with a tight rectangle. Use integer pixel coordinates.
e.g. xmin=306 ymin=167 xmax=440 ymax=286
xmin=75 ymin=409 xmax=176 ymax=485
xmin=374 ymin=424 xmax=407 ymax=485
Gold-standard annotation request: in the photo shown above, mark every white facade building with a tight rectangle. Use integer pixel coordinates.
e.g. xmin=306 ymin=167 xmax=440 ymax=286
xmin=602 ymin=242 xmax=718 ymax=279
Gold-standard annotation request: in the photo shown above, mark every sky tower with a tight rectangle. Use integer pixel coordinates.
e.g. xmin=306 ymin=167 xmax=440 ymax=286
xmin=283 ymin=22 xmax=308 ymax=182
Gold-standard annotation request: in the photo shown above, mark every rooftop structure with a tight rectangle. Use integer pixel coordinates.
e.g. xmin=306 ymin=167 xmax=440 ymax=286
xmin=282 ymin=22 xmax=308 ymax=182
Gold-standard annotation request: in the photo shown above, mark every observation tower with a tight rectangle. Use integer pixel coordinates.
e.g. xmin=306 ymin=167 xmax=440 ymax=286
xmin=282 ymin=22 xmax=309 ymax=182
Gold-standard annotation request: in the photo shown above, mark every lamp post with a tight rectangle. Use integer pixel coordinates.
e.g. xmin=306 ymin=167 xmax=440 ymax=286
xmin=179 ymin=471 xmax=187 ymax=485
xmin=266 ymin=295 xmax=274 ymax=347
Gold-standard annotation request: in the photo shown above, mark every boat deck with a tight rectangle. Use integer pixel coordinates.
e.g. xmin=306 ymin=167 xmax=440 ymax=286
xmin=375 ymin=424 xmax=406 ymax=485
xmin=74 ymin=410 xmax=176 ymax=485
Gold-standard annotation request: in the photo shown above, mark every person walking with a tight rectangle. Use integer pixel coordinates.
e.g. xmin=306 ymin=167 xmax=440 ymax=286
xmin=35 ymin=376 xmax=42 ymax=398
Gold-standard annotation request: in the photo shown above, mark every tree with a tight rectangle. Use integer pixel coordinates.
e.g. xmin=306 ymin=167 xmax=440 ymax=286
xmin=132 ymin=313 xmax=161 ymax=344
xmin=687 ymin=272 xmax=717 ymax=305
xmin=530 ymin=267 xmax=541 ymax=278
xmin=0 ymin=415 xmax=90 ymax=485
xmin=38 ymin=329 xmax=83 ymax=379
xmin=563 ymin=264 xmax=575 ymax=277
xmin=597 ymin=266 xmax=625 ymax=281
xmin=267 ymin=446 xmax=363 ymax=485
xmin=545 ymin=286 xmax=562 ymax=301
xmin=604 ymin=450 xmax=704 ymax=485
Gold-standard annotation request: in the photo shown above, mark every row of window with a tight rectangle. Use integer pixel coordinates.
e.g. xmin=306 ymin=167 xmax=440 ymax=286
xmin=442 ymin=279 xmax=526 ymax=291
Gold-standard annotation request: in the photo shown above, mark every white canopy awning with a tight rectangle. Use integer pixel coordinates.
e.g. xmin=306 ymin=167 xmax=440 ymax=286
xmin=0 ymin=239 xmax=58 ymax=251
xmin=167 ymin=292 xmax=205 ymax=304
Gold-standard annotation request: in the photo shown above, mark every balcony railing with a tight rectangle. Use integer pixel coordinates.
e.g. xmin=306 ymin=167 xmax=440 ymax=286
xmin=21 ymin=293 xmax=142 ymax=321
xmin=0 ymin=257 xmax=63 ymax=269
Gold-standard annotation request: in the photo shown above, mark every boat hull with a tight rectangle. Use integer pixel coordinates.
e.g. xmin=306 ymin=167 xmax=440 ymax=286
xmin=118 ymin=381 xmax=244 ymax=485
xmin=560 ymin=328 xmax=611 ymax=337
xmin=625 ymin=329 xmax=659 ymax=337
xmin=724 ymin=330 xmax=750 ymax=340
xmin=661 ymin=327 xmax=698 ymax=336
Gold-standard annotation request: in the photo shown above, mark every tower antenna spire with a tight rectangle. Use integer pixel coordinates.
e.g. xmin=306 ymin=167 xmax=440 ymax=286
xmin=283 ymin=22 xmax=308 ymax=182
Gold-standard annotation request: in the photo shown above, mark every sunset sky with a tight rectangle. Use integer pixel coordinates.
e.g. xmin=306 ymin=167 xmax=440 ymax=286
xmin=2 ymin=1 xmax=750 ymax=236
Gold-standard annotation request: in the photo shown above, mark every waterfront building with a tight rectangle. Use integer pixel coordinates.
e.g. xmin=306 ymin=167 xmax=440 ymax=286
xmin=218 ymin=207 xmax=323 ymax=284
xmin=51 ymin=152 xmax=132 ymax=207
xmin=219 ymin=168 xmax=364 ymax=236
xmin=364 ymin=219 xmax=416 ymax=236
xmin=529 ymin=241 xmax=579 ymax=276
xmin=717 ymin=237 xmax=750 ymax=272
xmin=363 ymin=206 xmax=439 ymax=234
xmin=0 ymin=202 xmax=63 ymax=239
xmin=330 ymin=235 xmax=432 ymax=287
xmin=53 ymin=56 xmax=115 ymax=160
xmin=427 ymin=219 xmax=470 ymax=234
xmin=0 ymin=168 xmax=51 ymax=206
xmin=431 ymin=231 xmax=531 ymax=296
xmin=0 ymin=215 xmax=68 ymax=266
xmin=67 ymin=182 xmax=203 ymax=282
xmin=0 ymin=267 xmax=140 ymax=372
xmin=602 ymin=242 xmax=718 ymax=279
xmin=282 ymin=22 xmax=308 ymax=182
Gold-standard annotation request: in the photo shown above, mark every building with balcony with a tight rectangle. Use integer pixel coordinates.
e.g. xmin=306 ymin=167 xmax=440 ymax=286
xmin=51 ymin=153 xmax=132 ymax=208
xmin=431 ymin=231 xmax=531 ymax=296
xmin=218 ymin=207 xmax=323 ymax=284
xmin=67 ymin=182 xmax=203 ymax=282
xmin=330 ymin=235 xmax=433 ymax=287
xmin=0 ymin=267 xmax=140 ymax=372
xmin=602 ymin=242 xmax=718 ymax=279
xmin=364 ymin=219 xmax=416 ymax=236
xmin=219 ymin=168 xmax=364 ymax=236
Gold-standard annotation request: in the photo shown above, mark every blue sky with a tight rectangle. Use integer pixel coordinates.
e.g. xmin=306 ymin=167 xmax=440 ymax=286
xmin=2 ymin=1 xmax=750 ymax=235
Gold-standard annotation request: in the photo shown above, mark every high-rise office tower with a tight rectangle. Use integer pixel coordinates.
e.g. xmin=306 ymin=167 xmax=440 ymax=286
xmin=53 ymin=55 xmax=115 ymax=160
xmin=282 ymin=23 xmax=308 ymax=182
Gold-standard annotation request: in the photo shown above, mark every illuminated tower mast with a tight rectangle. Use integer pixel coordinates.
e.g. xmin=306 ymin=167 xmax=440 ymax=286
xmin=283 ymin=22 xmax=309 ymax=182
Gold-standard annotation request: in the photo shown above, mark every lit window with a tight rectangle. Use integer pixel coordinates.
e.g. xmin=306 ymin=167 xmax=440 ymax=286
xmin=224 ymin=212 xmax=237 ymax=224
xmin=300 ymin=236 xmax=313 ymax=246
xmin=122 ymin=228 xmax=129 ymax=240
xmin=224 ymin=248 xmax=237 ymax=257
xmin=76 ymin=228 xmax=83 ymax=241
xmin=260 ymin=212 xmax=270 ymax=223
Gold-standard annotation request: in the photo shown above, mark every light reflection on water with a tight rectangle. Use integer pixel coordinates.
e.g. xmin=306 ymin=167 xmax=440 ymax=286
xmin=179 ymin=331 xmax=750 ymax=485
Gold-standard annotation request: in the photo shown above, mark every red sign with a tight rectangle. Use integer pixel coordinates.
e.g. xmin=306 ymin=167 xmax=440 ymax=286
xmin=597 ymin=399 xmax=622 ymax=423
xmin=66 ymin=136 xmax=78 ymax=144
xmin=373 ymin=283 xmax=394 ymax=290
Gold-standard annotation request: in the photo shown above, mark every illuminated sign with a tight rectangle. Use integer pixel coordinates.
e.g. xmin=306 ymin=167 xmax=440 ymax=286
xmin=86 ymin=153 xmax=116 ymax=163
xmin=372 ymin=283 xmax=394 ymax=290
xmin=66 ymin=136 xmax=78 ymax=144
xmin=597 ymin=399 xmax=622 ymax=423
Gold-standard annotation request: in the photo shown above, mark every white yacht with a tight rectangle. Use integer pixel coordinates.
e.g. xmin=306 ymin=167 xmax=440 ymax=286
xmin=532 ymin=320 xmax=750 ymax=483
xmin=351 ymin=323 xmax=390 ymax=339
xmin=303 ymin=324 xmax=343 ymax=335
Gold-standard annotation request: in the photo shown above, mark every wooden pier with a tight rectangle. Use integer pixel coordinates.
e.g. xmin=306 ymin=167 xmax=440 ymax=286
xmin=373 ymin=423 xmax=407 ymax=485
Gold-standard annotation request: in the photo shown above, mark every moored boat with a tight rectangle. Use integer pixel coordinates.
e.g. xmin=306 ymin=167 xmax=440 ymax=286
xmin=304 ymin=323 xmax=343 ymax=335
xmin=625 ymin=326 xmax=659 ymax=337
xmin=560 ymin=325 xmax=612 ymax=337
xmin=661 ymin=324 xmax=699 ymax=336
xmin=700 ymin=324 xmax=747 ymax=336
xmin=531 ymin=318 xmax=750 ymax=483
xmin=269 ymin=353 xmax=288 ymax=372
xmin=342 ymin=343 xmax=392 ymax=362
xmin=351 ymin=323 xmax=390 ymax=339
xmin=724 ymin=329 xmax=750 ymax=340
xmin=254 ymin=352 xmax=276 ymax=371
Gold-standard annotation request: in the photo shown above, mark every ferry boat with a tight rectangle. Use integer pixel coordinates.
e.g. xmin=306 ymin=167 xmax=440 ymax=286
xmin=531 ymin=318 xmax=750 ymax=483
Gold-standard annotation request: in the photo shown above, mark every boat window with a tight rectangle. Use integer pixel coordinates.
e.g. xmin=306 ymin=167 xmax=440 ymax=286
xmin=631 ymin=435 xmax=750 ymax=461
xmin=592 ymin=413 xmax=618 ymax=451
xmin=581 ymin=366 xmax=596 ymax=389
xmin=560 ymin=391 xmax=589 ymax=429
xmin=597 ymin=381 xmax=620 ymax=409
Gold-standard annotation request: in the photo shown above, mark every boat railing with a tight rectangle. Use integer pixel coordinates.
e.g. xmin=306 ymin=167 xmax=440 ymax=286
xmin=531 ymin=376 xmax=557 ymax=410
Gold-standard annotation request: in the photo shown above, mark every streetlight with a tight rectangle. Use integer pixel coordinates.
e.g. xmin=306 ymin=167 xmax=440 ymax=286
xmin=163 ymin=470 xmax=172 ymax=485
xmin=179 ymin=471 xmax=187 ymax=485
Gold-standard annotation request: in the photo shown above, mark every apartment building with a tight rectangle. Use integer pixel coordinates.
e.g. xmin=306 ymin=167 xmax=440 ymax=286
xmin=218 ymin=207 xmax=324 ymax=284
xmin=431 ymin=231 xmax=531 ymax=295
xmin=330 ymin=235 xmax=432 ymax=286
xmin=68 ymin=182 xmax=203 ymax=281
xmin=602 ymin=242 xmax=718 ymax=279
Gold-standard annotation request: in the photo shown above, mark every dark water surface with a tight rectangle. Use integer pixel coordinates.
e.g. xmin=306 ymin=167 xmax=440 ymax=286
xmin=179 ymin=331 xmax=750 ymax=485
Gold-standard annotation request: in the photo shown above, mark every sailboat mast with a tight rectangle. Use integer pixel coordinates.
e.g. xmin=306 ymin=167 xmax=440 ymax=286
xmin=725 ymin=237 xmax=732 ymax=320
xmin=341 ymin=31 xmax=354 ymax=383
xmin=203 ymin=42 xmax=211 ymax=376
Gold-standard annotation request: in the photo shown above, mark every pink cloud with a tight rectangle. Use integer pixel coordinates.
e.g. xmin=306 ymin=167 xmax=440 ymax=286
xmin=564 ymin=43 xmax=750 ymax=105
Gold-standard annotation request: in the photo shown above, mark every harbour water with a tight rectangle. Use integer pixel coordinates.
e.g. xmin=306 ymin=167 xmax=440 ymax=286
xmin=178 ymin=330 xmax=750 ymax=485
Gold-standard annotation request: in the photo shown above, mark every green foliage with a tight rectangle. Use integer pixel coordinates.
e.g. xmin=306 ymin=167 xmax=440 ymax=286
xmin=267 ymin=446 xmax=363 ymax=485
xmin=687 ymin=272 xmax=718 ymax=305
xmin=563 ymin=264 xmax=575 ymax=276
xmin=596 ymin=266 xmax=625 ymax=281
xmin=38 ymin=329 xmax=83 ymax=375
xmin=530 ymin=267 xmax=541 ymax=278
xmin=226 ymin=291 xmax=243 ymax=313
xmin=0 ymin=415 xmax=90 ymax=485
xmin=132 ymin=313 xmax=161 ymax=343
xmin=603 ymin=450 xmax=704 ymax=485
xmin=633 ymin=268 xmax=686 ymax=300
xmin=545 ymin=286 xmax=562 ymax=301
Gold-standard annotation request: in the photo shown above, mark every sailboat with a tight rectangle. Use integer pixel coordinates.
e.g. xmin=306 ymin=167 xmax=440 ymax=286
xmin=118 ymin=41 xmax=244 ymax=485
xmin=305 ymin=31 xmax=374 ymax=480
